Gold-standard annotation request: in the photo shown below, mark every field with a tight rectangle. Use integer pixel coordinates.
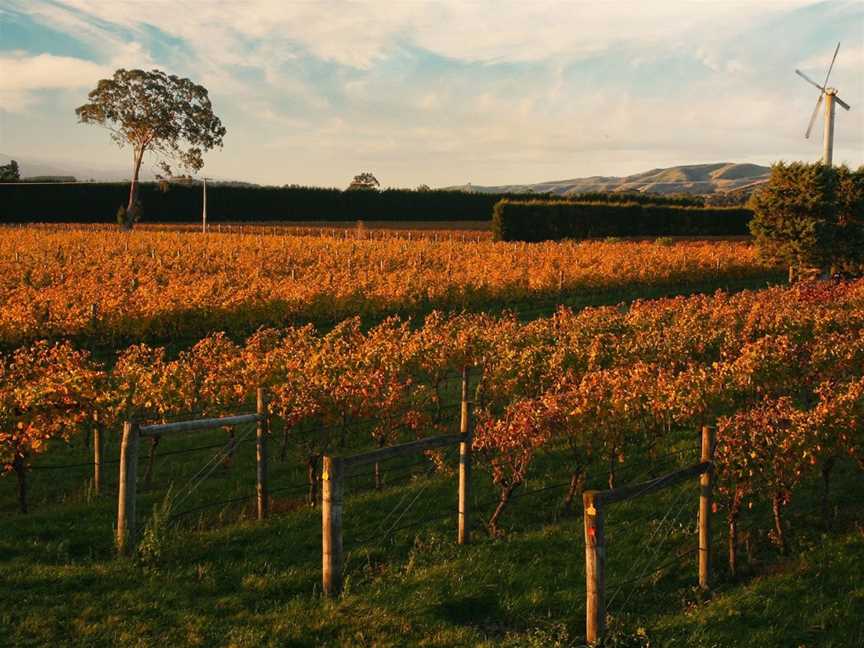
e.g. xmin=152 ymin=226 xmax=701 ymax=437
xmin=2 ymin=224 xmax=862 ymax=647
xmin=3 ymin=424 xmax=862 ymax=647
xmin=0 ymin=226 xmax=780 ymax=350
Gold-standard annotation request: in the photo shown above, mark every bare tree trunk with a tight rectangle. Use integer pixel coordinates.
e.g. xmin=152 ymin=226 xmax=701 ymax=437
xmin=728 ymin=510 xmax=738 ymax=577
xmin=374 ymin=461 xmax=383 ymax=491
xmin=488 ymin=482 xmax=518 ymax=536
xmin=307 ymin=455 xmax=319 ymax=508
xmin=374 ymin=437 xmax=386 ymax=491
xmin=12 ymin=454 xmax=28 ymax=514
xmin=607 ymin=451 xmax=617 ymax=490
xmin=772 ymin=494 xmax=787 ymax=555
xmin=744 ymin=530 xmax=754 ymax=566
xmin=280 ymin=427 xmax=290 ymax=462
xmin=221 ymin=427 xmax=236 ymax=470
xmin=339 ymin=416 xmax=348 ymax=448
xmin=124 ymin=147 xmax=145 ymax=231
xmin=821 ymin=456 xmax=836 ymax=530
xmin=561 ymin=469 xmax=585 ymax=515
xmin=143 ymin=435 xmax=160 ymax=489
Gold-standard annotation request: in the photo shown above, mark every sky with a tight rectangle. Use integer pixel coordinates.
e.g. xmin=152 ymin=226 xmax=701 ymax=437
xmin=0 ymin=0 xmax=862 ymax=188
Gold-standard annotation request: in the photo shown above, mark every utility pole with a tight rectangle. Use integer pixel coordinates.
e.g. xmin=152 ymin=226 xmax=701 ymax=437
xmin=202 ymin=176 xmax=208 ymax=233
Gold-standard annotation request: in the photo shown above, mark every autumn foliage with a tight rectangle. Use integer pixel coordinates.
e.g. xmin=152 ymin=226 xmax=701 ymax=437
xmin=2 ymin=276 xmax=862 ymax=561
xmin=0 ymin=229 xmax=777 ymax=348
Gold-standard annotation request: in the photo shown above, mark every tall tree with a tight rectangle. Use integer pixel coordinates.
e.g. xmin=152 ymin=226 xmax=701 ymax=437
xmin=347 ymin=172 xmax=380 ymax=191
xmin=749 ymin=162 xmax=864 ymax=276
xmin=75 ymin=69 xmax=226 ymax=229
xmin=0 ymin=159 xmax=19 ymax=183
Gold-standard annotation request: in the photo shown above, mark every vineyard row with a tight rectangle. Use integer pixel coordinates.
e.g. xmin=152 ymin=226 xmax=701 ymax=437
xmin=3 ymin=280 xmax=863 ymax=572
xmin=0 ymin=229 xmax=779 ymax=348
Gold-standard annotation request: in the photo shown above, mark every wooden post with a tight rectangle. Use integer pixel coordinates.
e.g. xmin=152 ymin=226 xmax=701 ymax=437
xmin=117 ymin=421 xmax=140 ymax=555
xmin=256 ymin=387 xmax=269 ymax=521
xmin=699 ymin=425 xmax=715 ymax=590
xmin=322 ymin=455 xmax=344 ymax=597
xmin=584 ymin=490 xmax=605 ymax=645
xmin=93 ymin=415 xmax=102 ymax=495
xmin=458 ymin=366 xmax=472 ymax=545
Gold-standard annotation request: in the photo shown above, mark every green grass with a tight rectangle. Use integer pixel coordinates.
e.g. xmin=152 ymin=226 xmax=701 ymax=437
xmin=2 ymin=424 xmax=862 ymax=647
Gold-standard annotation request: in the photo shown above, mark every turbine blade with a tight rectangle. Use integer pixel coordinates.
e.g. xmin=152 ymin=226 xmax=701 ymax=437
xmin=822 ymin=42 xmax=840 ymax=87
xmin=796 ymin=69 xmax=825 ymax=92
xmin=835 ymin=95 xmax=851 ymax=111
xmin=805 ymin=93 xmax=823 ymax=139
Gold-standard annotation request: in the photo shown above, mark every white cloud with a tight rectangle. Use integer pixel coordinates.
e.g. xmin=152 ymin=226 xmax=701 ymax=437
xmin=20 ymin=0 xmax=817 ymax=69
xmin=0 ymin=52 xmax=108 ymax=111
xmin=3 ymin=0 xmax=861 ymax=186
xmin=0 ymin=39 xmax=156 ymax=112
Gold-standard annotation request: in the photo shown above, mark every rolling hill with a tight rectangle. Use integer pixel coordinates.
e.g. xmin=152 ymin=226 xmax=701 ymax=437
xmin=445 ymin=162 xmax=771 ymax=196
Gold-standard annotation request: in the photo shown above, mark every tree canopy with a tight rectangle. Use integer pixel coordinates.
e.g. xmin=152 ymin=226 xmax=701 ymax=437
xmin=0 ymin=160 xmax=20 ymax=183
xmin=347 ymin=172 xmax=380 ymax=191
xmin=749 ymin=162 xmax=864 ymax=275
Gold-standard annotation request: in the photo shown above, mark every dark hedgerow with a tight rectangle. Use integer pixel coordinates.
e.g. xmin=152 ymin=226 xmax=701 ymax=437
xmin=0 ymin=182 xmax=702 ymax=224
xmin=492 ymin=199 xmax=752 ymax=242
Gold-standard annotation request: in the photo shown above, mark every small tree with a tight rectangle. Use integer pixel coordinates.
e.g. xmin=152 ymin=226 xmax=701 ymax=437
xmin=0 ymin=159 xmax=19 ymax=182
xmin=347 ymin=172 xmax=380 ymax=191
xmin=749 ymin=162 xmax=864 ymax=276
xmin=1 ymin=342 xmax=102 ymax=513
xmin=75 ymin=68 xmax=226 ymax=230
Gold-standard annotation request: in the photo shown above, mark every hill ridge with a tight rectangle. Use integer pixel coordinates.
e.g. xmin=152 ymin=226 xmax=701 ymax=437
xmin=445 ymin=162 xmax=770 ymax=196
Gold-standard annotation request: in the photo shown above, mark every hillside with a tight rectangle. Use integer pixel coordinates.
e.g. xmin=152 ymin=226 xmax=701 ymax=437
xmin=447 ymin=162 xmax=771 ymax=196
xmin=0 ymin=152 xmax=154 ymax=183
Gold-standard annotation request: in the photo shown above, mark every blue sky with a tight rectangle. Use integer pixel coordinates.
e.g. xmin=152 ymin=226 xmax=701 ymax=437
xmin=0 ymin=0 xmax=862 ymax=187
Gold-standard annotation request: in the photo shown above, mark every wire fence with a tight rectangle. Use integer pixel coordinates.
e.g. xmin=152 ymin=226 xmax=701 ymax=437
xmin=329 ymin=443 xmax=467 ymax=556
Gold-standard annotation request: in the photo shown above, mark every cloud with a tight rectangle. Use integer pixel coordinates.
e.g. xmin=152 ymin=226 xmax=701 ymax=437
xmin=18 ymin=0 xmax=819 ymax=70
xmin=0 ymin=37 xmax=156 ymax=111
xmin=3 ymin=0 xmax=862 ymax=186
xmin=0 ymin=52 xmax=108 ymax=111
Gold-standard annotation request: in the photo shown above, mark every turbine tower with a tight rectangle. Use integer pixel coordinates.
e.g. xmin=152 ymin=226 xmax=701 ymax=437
xmin=795 ymin=42 xmax=852 ymax=166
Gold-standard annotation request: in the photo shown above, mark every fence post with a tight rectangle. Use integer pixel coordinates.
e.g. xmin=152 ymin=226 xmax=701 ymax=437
xmin=584 ymin=490 xmax=605 ymax=645
xmin=256 ymin=387 xmax=269 ymax=521
xmin=699 ymin=425 xmax=716 ymax=590
xmin=93 ymin=414 xmax=102 ymax=495
xmin=117 ymin=421 xmax=140 ymax=555
xmin=458 ymin=366 xmax=473 ymax=545
xmin=322 ymin=455 xmax=344 ymax=597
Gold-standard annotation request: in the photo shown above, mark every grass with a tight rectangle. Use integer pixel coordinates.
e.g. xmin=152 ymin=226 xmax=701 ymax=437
xmin=2 ymin=422 xmax=861 ymax=647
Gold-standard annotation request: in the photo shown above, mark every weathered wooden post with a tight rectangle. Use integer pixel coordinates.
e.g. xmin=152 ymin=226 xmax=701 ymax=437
xmin=699 ymin=425 xmax=716 ymax=590
xmin=322 ymin=455 xmax=344 ymax=597
xmin=458 ymin=366 xmax=473 ymax=545
xmin=584 ymin=490 xmax=605 ymax=645
xmin=92 ymin=413 xmax=102 ymax=495
xmin=256 ymin=387 xmax=269 ymax=521
xmin=117 ymin=421 xmax=140 ymax=555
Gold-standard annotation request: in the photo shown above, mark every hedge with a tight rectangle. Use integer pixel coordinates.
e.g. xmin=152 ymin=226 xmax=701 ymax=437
xmin=0 ymin=182 xmax=703 ymax=224
xmin=492 ymin=200 xmax=752 ymax=241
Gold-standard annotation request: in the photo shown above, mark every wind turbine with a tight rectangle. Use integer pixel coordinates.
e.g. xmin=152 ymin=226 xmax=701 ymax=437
xmin=795 ymin=42 xmax=852 ymax=166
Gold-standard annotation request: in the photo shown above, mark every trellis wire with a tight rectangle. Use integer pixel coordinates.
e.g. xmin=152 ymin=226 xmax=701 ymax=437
xmin=345 ymin=447 xmax=457 ymax=548
xmin=168 ymin=422 xmax=259 ymax=516
xmin=607 ymin=484 xmax=698 ymax=613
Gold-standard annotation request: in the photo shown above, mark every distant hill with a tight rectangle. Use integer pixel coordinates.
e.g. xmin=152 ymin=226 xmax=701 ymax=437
xmin=444 ymin=163 xmax=771 ymax=196
xmin=0 ymin=154 xmax=268 ymax=187
xmin=0 ymin=153 xmax=155 ymax=183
